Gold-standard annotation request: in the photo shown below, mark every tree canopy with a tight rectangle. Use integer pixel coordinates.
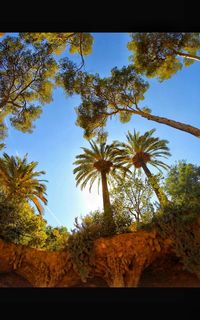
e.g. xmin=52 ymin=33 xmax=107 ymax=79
xmin=20 ymin=32 xmax=94 ymax=57
xmin=0 ymin=153 xmax=47 ymax=214
xmin=127 ymin=33 xmax=200 ymax=81
xmin=0 ymin=36 xmax=57 ymax=140
xmin=0 ymin=33 xmax=94 ymax=145
xmin=58 ymin=63 xmax=200 ymax=139
xmin=165 ymin=161 xmax=200 ymax=210
xmin=110 ymin=170 xmax=155 ymax=223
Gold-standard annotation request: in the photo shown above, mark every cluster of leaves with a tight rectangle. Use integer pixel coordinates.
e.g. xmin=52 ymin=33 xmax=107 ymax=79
xmin=0 ymin=198 xmax=47 ymax=247
xmin=0 ymin=36 xmax=57 ymax=140
xmin=45 ymin=225 xmax=69 ymax=251
xmin=138 ymin=162 xmax=200 ymax=276
xmin=0 ymin=33 xmax=94 ymax=146
xmin=58 ymin=63 xmax=149 ymax=139
xmin=165 ymin=161 xmax=200 ymax=210
xmin=0 ymin=153 xmax=47 ymax=215
xmin=0 ymin=196 xmax=69 ymax=250
xmin=127 ymin=33 xmax=200 ymax=81
xmin=20 ymin=33 xmax=94 ymax=56
xmin=155 ymin=203 xmax=200 ymax=278
xmin=110 ymin=170 xmax=155 ymax=223
xmin=67 ymin=209 xmax=132 ymax=281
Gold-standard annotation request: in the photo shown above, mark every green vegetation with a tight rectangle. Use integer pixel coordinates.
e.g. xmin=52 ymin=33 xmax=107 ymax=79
xmin=113 ymin=129 xmax=170 ymax=205
xmin=73 ymin=140 xmax=128 ymax=233
xmin=0 ymin=33 xmax=199 ymax=283
xmin=0 ymin=153 xmax=69 ymax=251
xmin=0 ymin=36 xmax=57 ymax=141
xmin=20 ymin=32 xmax=94 ymax=57
xmin=0 ymin=153 xmax=47 ymax=214
xmin=0 ymin=33 xmax=94 ymax=144
xmin=68 ymin=209 xmax=133 ymax=281
xmin=59 ymin=63 xmax=200 ymax=138
xmin=110 ymin=170 xmax=155 ymax=223
xmin=165 ymin=161 xmax=200 ymax=210
xmin=127 ymin=33 xmax=200 ymax=81
xmin=0 ymin=198 xmax=47 ymax=247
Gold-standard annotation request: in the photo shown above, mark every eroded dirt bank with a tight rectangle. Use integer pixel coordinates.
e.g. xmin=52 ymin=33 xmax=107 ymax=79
xmin=0 ymin=229 xmax=199 ymax=287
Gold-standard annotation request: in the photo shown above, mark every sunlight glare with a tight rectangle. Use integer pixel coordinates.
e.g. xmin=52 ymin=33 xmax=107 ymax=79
xmin=81 ymin=181 xmax=103 ymax=213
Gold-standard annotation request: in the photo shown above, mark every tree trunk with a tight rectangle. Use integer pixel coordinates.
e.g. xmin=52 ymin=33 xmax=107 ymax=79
xmin=175 ymin=50 xmax=200 ymax=62
xmin=101 ymin=171 xmax=115 ymax=231
xmin=136 ymin=110 xmax=200 ymax=138
xmin=141 ymin=163 xmax=168 ymax=206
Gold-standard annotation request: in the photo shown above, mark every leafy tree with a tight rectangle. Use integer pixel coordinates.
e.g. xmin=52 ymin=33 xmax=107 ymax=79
xmin=73 ymin=140 xmax=127 ymax=232
xmin=114 ymin=129 xmax=170 ymax=205
xmin=82 ymin=209 xmax=132 ymax=234
xmin=127 ymin=33 xmax=200 ymax=81
xmin=0 ymin=153 xmax=47 ymax=214
xmin=60 ymin=64 xmax=200 ymax=139
xmin=0 ymin=36 xmax=57 ymax=140
xmin=45 ymin=225 xmax=69 ymax=251
xmin=20 ymin=32 xmax=94 ymax=58
xmin=0 ymin=198 xmax=47 ymax=248
xmin=165 ymin=161 xmax=200 ymax=210
xmin=110 ymin=170 xmax=155 ymax=223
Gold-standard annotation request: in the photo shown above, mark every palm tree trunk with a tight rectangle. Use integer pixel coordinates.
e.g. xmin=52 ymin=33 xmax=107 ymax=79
xmin=141 ymin=163 xmax=168 ymax=206
xmin=101 ymin=171 xmax=115 ymax=230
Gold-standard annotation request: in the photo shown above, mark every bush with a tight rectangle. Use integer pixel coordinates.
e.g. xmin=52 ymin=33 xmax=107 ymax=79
xmin=0 ymin=199 xmax=47 ymax=248
xmin=154 ymin=203 xmax=200 ymax=278
xmin=45 ymin=226 xmax=69 ymax=251
xmin=67 ymin=209 xmax=132 ymax=281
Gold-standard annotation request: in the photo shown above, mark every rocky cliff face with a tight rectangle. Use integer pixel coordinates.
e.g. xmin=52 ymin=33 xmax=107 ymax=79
xmin=0 ymin=229 xmax=199 ymax=287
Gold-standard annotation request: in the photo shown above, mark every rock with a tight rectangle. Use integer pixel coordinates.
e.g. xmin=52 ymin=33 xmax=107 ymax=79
xmin=0 ymin=229 xmax=199 ymax=287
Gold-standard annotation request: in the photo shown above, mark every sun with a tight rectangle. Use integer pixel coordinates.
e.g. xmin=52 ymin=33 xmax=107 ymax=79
xmin=81 ymin=181 xmax=103 ymax=212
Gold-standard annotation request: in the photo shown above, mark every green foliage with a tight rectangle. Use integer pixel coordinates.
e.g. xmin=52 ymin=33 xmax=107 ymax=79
xmin=67 ymin=209 xmax=130 ymax=281
xmin=67 ymin=214 xmax=104 ymax=281
xmin=114 ymin=129 xmax=171 ymax=171
xmin=59 ymin=57 xmax=200 ymax=139
xmin=0 ymin=153 xmax=47 ymax=214
xmin=73 ymin=140 xmax=128 ymax=230
xmin=0 ymin=36 xmax=57 ymax=139
xmin=20 ymin=32 xmax=94 ymax=56
xmin=110 ymin=170 xmax=155 ymax=223
xmin=0 ymin=198 xmax=47 ymax=248
xmin=73 ymin=140 xmax=126 ymax=191
xmin=155 ymin=203 xmax=200 ymax=278
xmin=165 ymin=161 xmax=200 ymax=210
xmin=58 ymin=63 xmax=149 ymax=138
xmin=127 ymin=33 xmax=200 ymax=81
xmin=45 ymin=226 xmax=69 ymax=251
xmin=113 ymin=129 xmax=170 ymax=205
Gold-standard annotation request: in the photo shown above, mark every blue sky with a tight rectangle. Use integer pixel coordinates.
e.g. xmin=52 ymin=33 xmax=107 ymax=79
xmin=2 ymin=33 xmax=200 ymax=230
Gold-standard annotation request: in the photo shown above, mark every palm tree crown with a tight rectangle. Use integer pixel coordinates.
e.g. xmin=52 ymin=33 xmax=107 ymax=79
xmin=73 ymin=140 xmax=127 ymax=229
xmin=115 ymin=129 xmax=171 ymax=204
xmin=73 ymin=140 xmax=126 ymax=192
xmin=0 ymin=153 xmax=47 ymax=214
xmin=116 ymin=129 xmax=171 ymax=171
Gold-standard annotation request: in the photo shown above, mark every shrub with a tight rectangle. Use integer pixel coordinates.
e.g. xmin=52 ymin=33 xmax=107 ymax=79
xmin=155 ymin=203 xmax=200 ymax=278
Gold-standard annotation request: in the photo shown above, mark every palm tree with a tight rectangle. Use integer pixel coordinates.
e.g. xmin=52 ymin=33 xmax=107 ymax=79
xmin=115 ymin=129 xmax=171 ymax=205
xmin=0 ymin=153 xmax=47 ymax=214
xmin=73 ymin=140 xmax=127 ymax=230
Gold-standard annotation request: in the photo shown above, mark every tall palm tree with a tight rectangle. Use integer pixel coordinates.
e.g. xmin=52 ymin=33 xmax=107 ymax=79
xmin=115 ymin=129 xmax=171 ymax=205
xmin=73 ymin=140 xmax=127 ymax=229
xmin=0 ymin=153 xmax=47 ymax=214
